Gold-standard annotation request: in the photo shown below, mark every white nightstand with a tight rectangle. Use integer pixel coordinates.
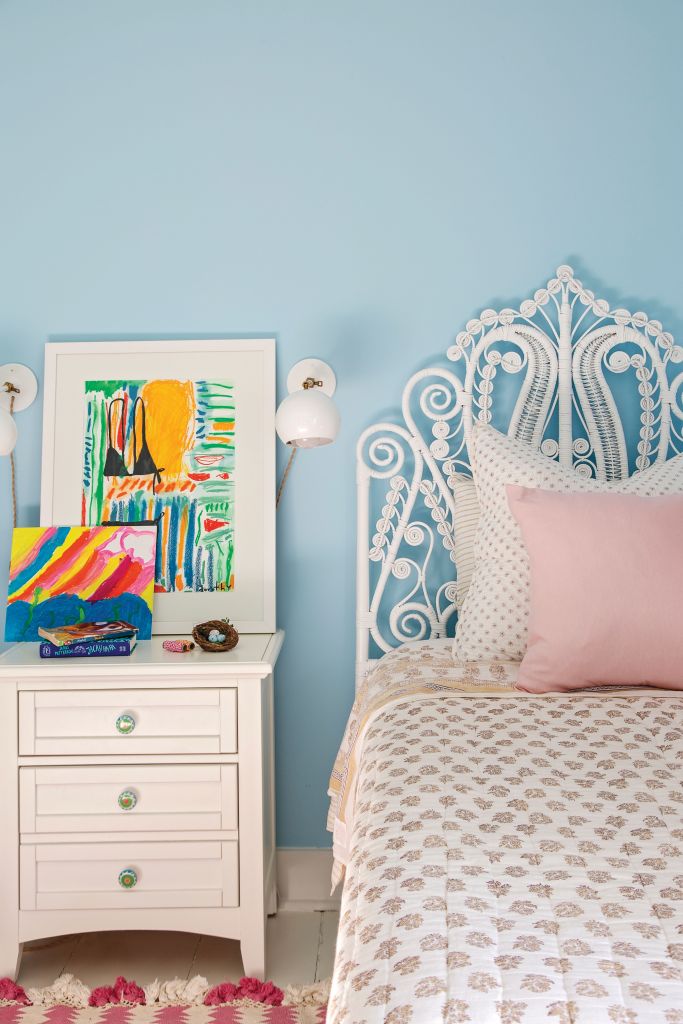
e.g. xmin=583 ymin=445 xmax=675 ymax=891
xmin=0 ymin=631 xmax=283 ymax=981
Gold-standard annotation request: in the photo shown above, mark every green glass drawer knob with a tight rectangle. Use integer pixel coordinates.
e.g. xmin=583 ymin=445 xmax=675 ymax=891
xmin=115 ymin=713 xmax=136 ymax=735
xmin=118 ymin=789 xmax=137 ymax=811
xmin=118 ymin=868 xmax=138 ymax=890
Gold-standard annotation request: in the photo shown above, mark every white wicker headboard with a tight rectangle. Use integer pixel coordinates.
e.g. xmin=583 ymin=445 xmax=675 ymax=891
xmin=355 ymin=264 xmax=683 ymax=688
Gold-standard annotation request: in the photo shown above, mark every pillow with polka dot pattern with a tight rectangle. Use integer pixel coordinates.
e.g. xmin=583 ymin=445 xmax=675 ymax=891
xmin=452 ymin=424 xmax=683 ymax=663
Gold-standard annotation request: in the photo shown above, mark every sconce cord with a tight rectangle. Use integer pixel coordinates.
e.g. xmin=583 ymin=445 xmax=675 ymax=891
xmin=9 ymin=393 xmax=17 ymax=528
xmin=276 ymin=447 xmax=298 ymax=508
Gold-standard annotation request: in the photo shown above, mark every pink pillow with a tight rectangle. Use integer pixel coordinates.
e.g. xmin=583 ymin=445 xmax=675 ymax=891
xmin=506 ymin=484 xmax=683 ymax=693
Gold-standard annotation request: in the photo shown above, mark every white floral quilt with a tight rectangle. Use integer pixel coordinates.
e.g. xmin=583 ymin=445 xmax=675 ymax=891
xmin=328 ymin=644 xmax=683 ymax=1023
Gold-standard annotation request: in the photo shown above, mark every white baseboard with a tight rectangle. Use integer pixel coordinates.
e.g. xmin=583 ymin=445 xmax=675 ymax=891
xmin=276 ymin=848 xmax=341 ymax=912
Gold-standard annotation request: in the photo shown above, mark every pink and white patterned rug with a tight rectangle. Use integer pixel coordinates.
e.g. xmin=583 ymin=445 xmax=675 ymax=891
xmin=0 ymin=976 xmax=328 ymax=1024
xmin=0 ymin=1009 xmax=326 ymax=1024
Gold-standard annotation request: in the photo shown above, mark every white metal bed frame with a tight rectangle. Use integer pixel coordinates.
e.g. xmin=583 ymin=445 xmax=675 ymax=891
xmin=355 ymin=264 xmax=683 ymax=688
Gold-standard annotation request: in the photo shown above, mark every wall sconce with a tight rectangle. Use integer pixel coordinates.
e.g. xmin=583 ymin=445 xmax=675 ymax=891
xmin=275 ymin=358 xmax=340 ymax=506
xmin=1 ymin=363 xmax=38 ymax=526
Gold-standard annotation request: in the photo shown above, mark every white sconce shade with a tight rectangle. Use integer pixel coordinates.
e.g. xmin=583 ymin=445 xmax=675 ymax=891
xmin=275 ymin=388 xmax=340 ymax=448
xmin=0 ymin=406 xmax=18 ymax=456
xmin=275 ymin=358 xmax=340 ymax=448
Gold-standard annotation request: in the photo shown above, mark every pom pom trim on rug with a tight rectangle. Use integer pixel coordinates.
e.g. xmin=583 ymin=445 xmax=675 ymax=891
xmin=0 ymin=974 xmax=330 ymax=1013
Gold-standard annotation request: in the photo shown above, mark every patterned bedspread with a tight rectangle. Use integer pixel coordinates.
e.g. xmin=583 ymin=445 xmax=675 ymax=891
xmin=328 ymin=641 xmax=518 ymax=888
xmin=328 ymin=646 xmax=683 ymax=1023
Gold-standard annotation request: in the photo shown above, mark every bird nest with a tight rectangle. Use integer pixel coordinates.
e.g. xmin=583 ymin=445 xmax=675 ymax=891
xmin=192 ymin=619 xmax=239 ymax=653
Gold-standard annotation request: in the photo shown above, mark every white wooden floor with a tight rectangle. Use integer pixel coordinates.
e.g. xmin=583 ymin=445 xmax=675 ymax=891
xmin=17 ymin=913 xmax=339 ymax=990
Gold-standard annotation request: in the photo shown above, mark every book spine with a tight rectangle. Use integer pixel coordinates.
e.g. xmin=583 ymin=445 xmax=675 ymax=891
xmin=39 ymin=640 xmax=135 ymax=659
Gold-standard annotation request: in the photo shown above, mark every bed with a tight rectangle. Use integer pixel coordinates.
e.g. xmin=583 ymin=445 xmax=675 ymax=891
xmin=327 ymin=266 xmax=683 ymax=1023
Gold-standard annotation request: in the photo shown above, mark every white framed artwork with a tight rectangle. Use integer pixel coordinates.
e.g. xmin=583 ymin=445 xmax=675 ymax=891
xmin=40 ymin=339 xmax=276 ymax=634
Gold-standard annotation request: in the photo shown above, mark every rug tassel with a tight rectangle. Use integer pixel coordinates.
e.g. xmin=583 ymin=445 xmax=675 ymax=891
xmin=144 ymin=975 xmax=209 ymax=1005
xmin=283 ymin=979 xmax=332 ymax=1006
xmin=27 ymin=974 xmax=90 ymax=1007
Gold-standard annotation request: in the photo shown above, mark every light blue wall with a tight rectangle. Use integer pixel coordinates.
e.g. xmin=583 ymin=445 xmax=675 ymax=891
xmin=1 ymin=0 xmax=682 ymax=845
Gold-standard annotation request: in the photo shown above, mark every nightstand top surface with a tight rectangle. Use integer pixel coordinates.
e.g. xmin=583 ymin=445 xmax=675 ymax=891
xmin=0 ymin=630 xmax=284 ymax=677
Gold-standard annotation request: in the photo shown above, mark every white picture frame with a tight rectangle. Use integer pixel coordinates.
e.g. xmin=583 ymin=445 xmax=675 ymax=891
xmin=40 ymin=339 xmax=276 ymax=635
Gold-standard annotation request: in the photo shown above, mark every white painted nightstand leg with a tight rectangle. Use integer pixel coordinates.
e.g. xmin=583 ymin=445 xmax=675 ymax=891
xmin=0 ymin=685 xmax=21 ymax=979
xmin=0 ymin=941 xmax=23 ymax=982
xmin=240 ymin=926 xmax=266 ymax=980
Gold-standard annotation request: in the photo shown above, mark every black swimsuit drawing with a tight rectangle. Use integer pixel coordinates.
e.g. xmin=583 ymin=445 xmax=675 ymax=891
xmin=132 ymin=396 xmax=165 ymax=489
xmin=100 ymin=394 xmax=166 ymax=528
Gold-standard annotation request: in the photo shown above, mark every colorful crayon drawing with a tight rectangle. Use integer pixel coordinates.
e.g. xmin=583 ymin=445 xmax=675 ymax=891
xmin=82 ymin=379 xmax=235 ymax=593
xmin=5 ymin=525 xmax=156 ymax=642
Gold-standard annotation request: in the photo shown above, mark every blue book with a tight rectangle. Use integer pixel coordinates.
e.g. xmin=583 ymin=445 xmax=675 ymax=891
xmin=39 ymin=637 xmax=137 ymax=659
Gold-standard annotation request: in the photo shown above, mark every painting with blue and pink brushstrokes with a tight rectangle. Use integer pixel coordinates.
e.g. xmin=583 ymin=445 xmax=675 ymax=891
xmin=82 ymin=378 xmax=235 ymax=594
xmin=5 ymin=524 xmax=156 ymax=641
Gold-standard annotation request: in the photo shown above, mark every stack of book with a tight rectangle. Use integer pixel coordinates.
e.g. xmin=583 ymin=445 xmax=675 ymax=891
xmin=37 ymin=621 xmax=139 ymax=659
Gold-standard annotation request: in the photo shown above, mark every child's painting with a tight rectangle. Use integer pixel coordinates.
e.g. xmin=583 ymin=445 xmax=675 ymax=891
xmin=5 ymin=525 xmax=156 ymax=642
xmin=82 ymin=379 xmax=235 ymax=594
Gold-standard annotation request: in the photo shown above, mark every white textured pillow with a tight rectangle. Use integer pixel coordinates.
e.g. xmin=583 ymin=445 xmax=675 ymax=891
xmin=451 ymin=474 xmax=480 ymax=610
xmin=453 ymin=425 xmax=683 ymax=663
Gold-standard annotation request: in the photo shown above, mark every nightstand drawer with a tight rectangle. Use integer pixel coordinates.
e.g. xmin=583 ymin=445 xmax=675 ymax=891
xmin=19 ymin=688 xmax=237 ymax=755
xmin=20 ymin=840 xmax=239 ymax=910
xmin=20 ymin=764 xmax=238 ymax=834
